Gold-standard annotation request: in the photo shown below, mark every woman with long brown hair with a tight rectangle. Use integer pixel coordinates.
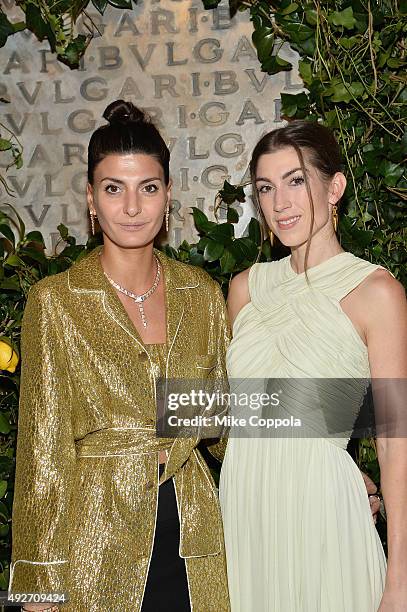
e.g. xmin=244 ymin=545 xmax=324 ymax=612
xmin=219 ymin=121 xmax=407 ymax=611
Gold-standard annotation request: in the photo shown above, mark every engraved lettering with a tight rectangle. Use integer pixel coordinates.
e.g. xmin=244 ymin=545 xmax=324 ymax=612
xmin=214 ymin=71 xmax=239 ymax=95
xmin=55 ymin=80 xmax=75 ymax=103
xmin=45 ymin=173 xmax=66 ymax=197
xmin=129 ymin=44 xmax=156 ymax=71
xmin=169 ymin=199 xmax=184 ymax=221
xmin=151 ymin=9 xmax=179 ymax=35
xmin=4 ymin=51 xmax=29 ymax=75
xmin=24 ymin=204 xmax=51 ymax=227
xmin=166 ymin=42 xmax=187 ymax=66
xmin=179 ymin=168 xmax=189 ymax=192
xmin=39 ymin=50 xmax=63 ymax=74
xmin=188 ymin=7 xmax=199 ymax=33
xmin=67 ymin=110 xmax=96 ymax=134
xmin=193 ymin=39 xmax=223 ymax=64
xmin=17 ymin=81 xmax=42 ymax=104
xmin=153 ymin=75 xmax=180 ymax=98
xmin=80 ymin=77 xmax=109 ymax=102
xmin=201 ymin=165 xmax=229 ymax=189
xmin=7 ymin=175 xmax=34 ymax=197
xmin=28 ymin=145 xmax=51 ymax=167
xmin=177 ymin=106 xmax=187 ymax=129
xmin=41 ymin=112 xmax=62 ymax=135
xmin=232 ymin=36 xmax=257 ymax=62
xmin=4 ymin=113 xmax=30 ymax=136
xmin=188 ymin=137 xmax=209 ymax=160
xmin=71 ymin=171 xmax=87 ymax=195
xmin=98 ymin=46 xmax=123 ymax=70
xmin=118 ymin=76 xmax=142 ymax=100
xmin=63 ymin=144 xmax=87 ymax=166
xmin=191 ymin=72 xmax=201 ymax=97
xmin=114 ymin=13 xmax=141 ymax=37
xmin=214 ymin=133 xmax=245 ymax=158
xmin=284 ymin=70 xmax=303 ymax=91
xmin=236 ymin=100 xmax=265 ymax=125
xmin=212 ymin=6 xmax=231 ymax=30
xmin=245 ymin=68 xmax=269 ymax=93
xmin=199 ymin=102 xmax=228 ymax=126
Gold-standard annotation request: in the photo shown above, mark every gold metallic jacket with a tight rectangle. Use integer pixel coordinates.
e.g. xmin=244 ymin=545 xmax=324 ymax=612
xmin=10 ymin=247 xmax=231 ymax=612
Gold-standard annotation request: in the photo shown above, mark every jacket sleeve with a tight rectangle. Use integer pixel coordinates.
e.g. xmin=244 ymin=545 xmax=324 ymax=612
xmin=204 ymin=280 xmax=231 ymax=462
xmin=9 ymin=283 xmax=76 ymax=595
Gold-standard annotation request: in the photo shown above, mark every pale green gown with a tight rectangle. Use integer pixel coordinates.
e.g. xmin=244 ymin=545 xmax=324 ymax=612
xmin=219 ymin=252 xmax=387 ymax=612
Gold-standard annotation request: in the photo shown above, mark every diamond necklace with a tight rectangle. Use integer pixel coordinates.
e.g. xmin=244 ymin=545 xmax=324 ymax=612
xmin=103 ymin=255 xmax=161 ymax=328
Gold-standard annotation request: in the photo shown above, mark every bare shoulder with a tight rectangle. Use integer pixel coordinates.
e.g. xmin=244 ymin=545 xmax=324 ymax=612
xmin=359 ymin=268 xmax=407 ymax=327
xmin=227 ymin=267 xmax=252 ymax=327
xmin=361 ymin=268 xmax=406 ymax=309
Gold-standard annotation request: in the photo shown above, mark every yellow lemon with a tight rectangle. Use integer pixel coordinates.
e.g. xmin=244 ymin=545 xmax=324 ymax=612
xmin=0 ymin=338 xmax=19 ymax=373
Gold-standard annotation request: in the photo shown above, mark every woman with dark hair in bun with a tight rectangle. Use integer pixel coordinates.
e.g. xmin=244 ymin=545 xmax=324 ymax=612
xmin=10 ymin=100 xmax=231 ymax=612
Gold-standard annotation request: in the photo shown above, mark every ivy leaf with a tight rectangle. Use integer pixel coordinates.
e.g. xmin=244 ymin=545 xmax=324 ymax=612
xmin=24 ymin=3 xmax=53 ymax=42
xmin=339 ymin=36 xmax=360 ymax=50
xmin=0 ymin=12 xmax=15 ymax=47
xmin=379 ymin=161 xmax=404 ymax=187
xmin=58 ymin=35 xmax=88 ymax=69
xmin=0 ymin=481 xmax=7 ymax=499
xmin=0 ymin=139 xmax=11 ymax=151
xmin=0 ymin=415 xmax=10 ymax=435
xmin=204 ymin=239 xmax=224 ymax=262
xmin=328 ymin=7 xmax=357 ymax=30
xmin=248 ymin=218 xmax=261 ymax=246
xmin=208 ymin=223 xmax=234 ymax=243
xmin=201 ymin=0 xmax=221 ymax=7
xmin=252 ymin=26 xmax=274 ymax=65
xmin=0 ymin=224 xmax=15 ymax=246
xmin=227 ymin=207 xmax=240 ymax=223
xmin=92 ymin=0 xmax=109 ymax=13
xmin=108 ymin=0 xmax=133 ymax=8
xmin=220 ymin=249 xmax=236 ymax=274
xmin=279 ymin=3 xmax=299 ymax=15
xmin=26 ymin=231 xmax=45 ymax=245
xmin=299 ymin=59 xmax=312 ymax=84
xmin=262 ymin=54 xmax=292 ymax=74
xmin=190 ymin=207 xmax=216 ymax=235
xmin=281 ymin=92 xmax=308 ymax=117
xmin=220 ymin=180 xmax=246 ymax=205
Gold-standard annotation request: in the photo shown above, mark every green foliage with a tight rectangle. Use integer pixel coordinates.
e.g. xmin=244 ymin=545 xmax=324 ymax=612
xmin=224 ymin=0 xmax=406 ymax=285
xmin=1 ymin=1 xmax=136 ymax=68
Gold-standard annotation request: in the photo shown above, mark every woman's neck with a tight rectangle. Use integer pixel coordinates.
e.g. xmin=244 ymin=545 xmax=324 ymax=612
xmin=289 ymin=236 xmax=343 ymax=274
xmin=99 ymin=240 xmax=158 ymax=293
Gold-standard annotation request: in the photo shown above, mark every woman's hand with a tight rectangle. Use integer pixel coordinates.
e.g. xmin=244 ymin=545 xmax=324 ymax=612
xmin=361 ymin=470 xmax=381 ymax=523
xmin=378 ymin=583 xmax=407 ymax=611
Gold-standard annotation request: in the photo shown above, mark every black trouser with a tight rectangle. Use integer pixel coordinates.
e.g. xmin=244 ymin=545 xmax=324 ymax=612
xmin=141 ymin=465 xmax=191 ymax=612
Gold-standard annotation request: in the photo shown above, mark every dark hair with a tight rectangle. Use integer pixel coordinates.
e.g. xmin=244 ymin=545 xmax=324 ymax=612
xmin=250 ymin=120 xmax=342 ymax=271
xmin=87 ymin=100 xmax=170 ymax=185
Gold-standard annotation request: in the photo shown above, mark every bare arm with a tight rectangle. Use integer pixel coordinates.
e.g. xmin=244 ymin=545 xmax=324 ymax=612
xmin=227 ymin=268 xmax=251 ymax=328
xmin=363 ymin=270 xmax=407 ymax=609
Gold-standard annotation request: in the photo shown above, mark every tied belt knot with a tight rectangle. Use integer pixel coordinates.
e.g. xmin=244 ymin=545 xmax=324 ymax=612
xmin=75 ymin=427 xmax=222 ymax=558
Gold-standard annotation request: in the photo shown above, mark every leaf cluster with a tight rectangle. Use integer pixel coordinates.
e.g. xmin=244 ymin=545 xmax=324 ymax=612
xmin=1 ymin=0 xmax=136 ymax=68
xmin=221 ymin=0 xmax=406 ymax=285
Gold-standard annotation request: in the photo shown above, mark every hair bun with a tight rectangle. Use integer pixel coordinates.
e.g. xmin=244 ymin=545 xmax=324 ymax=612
xmin=103 ymin=100 xmax=146 ymax=125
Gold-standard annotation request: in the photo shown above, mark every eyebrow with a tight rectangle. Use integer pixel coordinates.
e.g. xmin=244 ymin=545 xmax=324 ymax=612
xmin=255 ymin=167 xmax=304 ymax=183
xmin=100 ymin=176 xmax=162 ymax=185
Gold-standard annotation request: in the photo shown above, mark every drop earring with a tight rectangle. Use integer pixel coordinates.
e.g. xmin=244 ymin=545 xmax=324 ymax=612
xmin=332 ymin=203 xmax=338 ymax=233
xmin=269 ymin=229 xmax=274 ymax=246
xmin=165 ymin=204 xmax=170 ymax=232
xmin=90 ymin=211 xmax=96 ymax=236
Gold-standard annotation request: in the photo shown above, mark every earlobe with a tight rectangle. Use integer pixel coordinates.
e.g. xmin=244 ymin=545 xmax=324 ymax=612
xmin=86 ymin=183 xmax=95 ymax=214
xmin=329 ymin=172 xmax=347 ymax=204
